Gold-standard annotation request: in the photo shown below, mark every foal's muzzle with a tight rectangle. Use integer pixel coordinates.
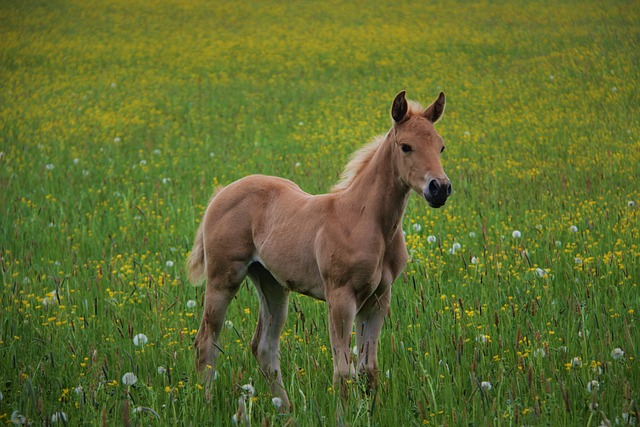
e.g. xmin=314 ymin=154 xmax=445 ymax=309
xmin=424 ymin=178 xmax=452 ymax=208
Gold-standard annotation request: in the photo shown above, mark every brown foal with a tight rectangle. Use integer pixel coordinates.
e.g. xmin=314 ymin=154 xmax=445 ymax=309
xmin=188 ymin=91 xmax=451 ymax=408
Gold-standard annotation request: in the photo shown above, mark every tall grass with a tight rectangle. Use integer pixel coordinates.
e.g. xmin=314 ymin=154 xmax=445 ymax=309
xmin=1 ymin=0 xmax=638 ymax=425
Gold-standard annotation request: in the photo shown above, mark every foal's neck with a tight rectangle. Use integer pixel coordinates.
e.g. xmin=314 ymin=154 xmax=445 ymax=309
xmin=340 ymin=132 xmax=409 ymax=237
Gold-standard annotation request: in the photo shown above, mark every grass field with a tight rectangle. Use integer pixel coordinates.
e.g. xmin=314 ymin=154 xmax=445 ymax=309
xmin=1 ymin=0 xmax=639 ymax=425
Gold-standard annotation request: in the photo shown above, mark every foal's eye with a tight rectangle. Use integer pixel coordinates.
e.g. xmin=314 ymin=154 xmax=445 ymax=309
xmin=400 ymin=144 xmax=412 ymax=153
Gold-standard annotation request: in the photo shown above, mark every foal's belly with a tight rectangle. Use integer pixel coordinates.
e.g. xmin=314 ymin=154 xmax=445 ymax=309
xmin=252 ymin=256 xmax=326 ymax=301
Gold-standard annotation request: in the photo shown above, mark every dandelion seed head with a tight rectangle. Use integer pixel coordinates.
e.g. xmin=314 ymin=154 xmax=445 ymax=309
xmin=45 ymin=163 xmax=55 ymax=170
xmin=476 ymin=334 xmax=489 ymax=344
xmin=272 ymin=397 xmax=283 ymax=409
xmin=157 ymin=366 xmax=167 ymax=375
xmin=534 ymin=348 xmax=546 ymax=358
xmin=74 ymin=385 xmax=83 ymax=395
xmin=535 ymin=268 xmax=547 ymax=277
xmin=571 ymin=357 xmax=582 ymax=368
xmin=412 ymin=223 xmax=422 ymax=232
xmin=186 ymin=300 xmax=196 ymax=308
xmin=468 ymin=231 xmax=476 ymax=238
xmin=569 ymin=225 xmax=578 ymax=233
xmin=480 ymin=381 xmax=492 ymax=391
xmin=166 ymin=260 xmax=174 ymax=267
xmin=352 ymin=345 xmax=359 ymax=356
xmin=427 ymin=235 xmax=436 ymax=243
xmin=512 ymin=230 xmax=522 ymax=238
xmin=587 ymin=380 xmax=599 ymax=392
xmin=122 ymin=372 xmax=138 ymax=385
xmin=113 ymin=137 xmax=121 ymax=143
xmin=471 ymin=256 xmax=478 ymax=264
xmin=452 ymin=242 xmax=461 ymax=251
xmin=611 ymin=347 xmax=624 ymax=360
xmin=133 ymin=333 xmax=148 ymax=346
xmin=241 ymin=383 xmax=255 ymax=397
xmin=225 ymin=320 xmax=234 ymax=329
xmin=51 ymin=412 xmax=67 ymax=423
xmin=11 ymin=411 xmax=26 ymax=425
xmin=628 ymin=200 xmax=636 ymax=208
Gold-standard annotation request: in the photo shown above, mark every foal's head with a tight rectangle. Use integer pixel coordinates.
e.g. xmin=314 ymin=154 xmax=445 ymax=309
xmin=390 ymin=91 xmax=451 ymax=208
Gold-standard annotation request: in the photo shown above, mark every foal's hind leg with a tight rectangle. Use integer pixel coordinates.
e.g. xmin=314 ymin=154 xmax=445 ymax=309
xmin=247 ymin=263 xmax=291 ymax=410
xmin=194 ymin=261 xmax=246 ymax=388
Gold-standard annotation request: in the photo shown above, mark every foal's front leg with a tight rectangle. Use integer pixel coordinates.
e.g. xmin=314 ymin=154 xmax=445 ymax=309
xmin=355 ymin=287 xmax=391 ymax=390
xmin=327 ymin=288 xmax=357 ymax=394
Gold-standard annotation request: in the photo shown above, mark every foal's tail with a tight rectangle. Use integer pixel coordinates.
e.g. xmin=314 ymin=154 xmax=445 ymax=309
xmin=187 ymin=220 xmax=205 ymax=285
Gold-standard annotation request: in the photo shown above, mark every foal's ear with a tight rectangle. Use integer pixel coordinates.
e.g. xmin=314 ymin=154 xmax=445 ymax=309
xmin=391 ymin=90 xmax=408 ymax=123
xmin=424 ymin=92 xmax=446 ymax=123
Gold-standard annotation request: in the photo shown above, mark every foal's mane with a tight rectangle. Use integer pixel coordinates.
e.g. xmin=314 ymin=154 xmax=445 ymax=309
xmin=330 ymin=135 xmax=385 ymax=192
xmin=330 ymin=100 xmax=424 ymax=193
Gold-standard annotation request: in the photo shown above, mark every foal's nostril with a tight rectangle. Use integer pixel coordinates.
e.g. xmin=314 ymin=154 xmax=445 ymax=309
xmin=428 ymin=180 xmax=440 ymax=197
xmin=446 ymin=183 xmax=452 ymax=196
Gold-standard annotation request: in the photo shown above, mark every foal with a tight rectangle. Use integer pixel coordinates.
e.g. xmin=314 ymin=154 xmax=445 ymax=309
xmin=188 ymin=91 xmax=451 ymax=408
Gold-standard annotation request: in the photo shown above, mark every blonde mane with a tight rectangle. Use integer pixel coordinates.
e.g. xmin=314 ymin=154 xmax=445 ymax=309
xmin=331 ymin=134 xmax=385 ymax=192
xmin=331 ymin=100 xmax=424 ymax=193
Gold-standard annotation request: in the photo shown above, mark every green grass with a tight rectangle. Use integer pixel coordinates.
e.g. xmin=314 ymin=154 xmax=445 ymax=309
xmin=1 ymin=0 xmax=639 ymax=425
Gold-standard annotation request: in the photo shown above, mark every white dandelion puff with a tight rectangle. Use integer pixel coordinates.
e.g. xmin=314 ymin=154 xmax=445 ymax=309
xmin=272 ymin=397 xmax=283 ymax=409
xmin=468 ymin=231 xmax=476 ymax=238
xmin=628 ymin=200 xmax=636 ymax=208
xmin=122 ymin=372 xmax=137 ymax=386
xmin=11 ymin=411 xmax=26 ymax=425
xmin=535 ymin=268 xmax=547 ymax=278
xmin=471 ymin=256 xmax=478 ymax=264
xmin=157 ymin=366 xmax=167 ymax=375
xmin=571 ymin=357 xmax=582 ymax=368
xmin=534 ymin=348 xmax=546 ymax=358
xmin=133 ymin=333 xmax=148 ymax=346
xmin=412 ymin=223 xmax=422 ymax=233
xmin=51 ymin=412 xmax=67 ymax=423
xmin=512 ymin=230 xmax=522 ymax=238
xmin=352 ymin=345 xmax=359 ymax=356
xmin=113 ymin=137 xmax=121 ymax=143
xmin=611 ymin=348 xmax=624 ymax=360
xmin=166 ymin=260 xmax=174 ymax=267
xmin=241 ymin=383 xmax=255 ymax=397
xmin=45 ymin=163 xmax=55 ymax=170
xmin=186 ymin=300 xmax=197 ymax=309
xmin=587 ymin=380 xmax=599 ymax=392
xmin=225 ymin=320 xmax=234 ymax=329
xmin=569 ymin=225 xmax=578 ymax=233
xmin=452 ymin=242 xmax=461 ymax=251
xmin=427 ymin=235 xmax=437 ymax=243
xmin=480 ymin=381 xmax=492 ymax=391
xmin=476 ymin=334 xmax=489 ymax=344
xmin=74 ymin=385 xmax=83 ymax=395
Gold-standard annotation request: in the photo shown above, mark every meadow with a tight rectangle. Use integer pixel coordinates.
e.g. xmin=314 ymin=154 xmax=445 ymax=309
xmin=1 ymin=0 xmax=639 ymax=425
